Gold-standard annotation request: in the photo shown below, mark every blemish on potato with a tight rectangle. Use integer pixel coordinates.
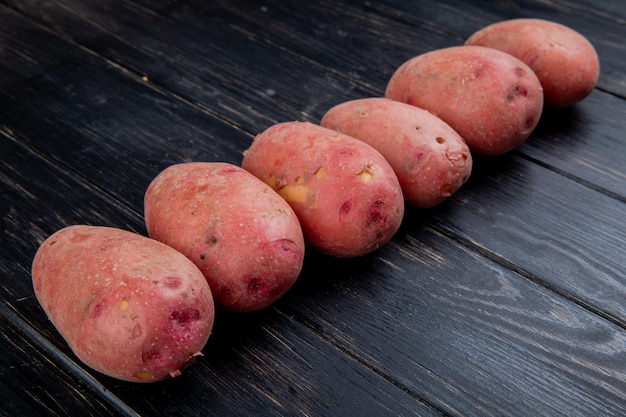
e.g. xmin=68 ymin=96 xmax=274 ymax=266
xmin=340 ymin=200 xmax=352 ymax=214
xmin=119 ymin=299 xmax=129 ymax=312
xmin=247 ymin=277 xmax=263 ymax=295
xmin=549 ymin=42 xmax=569 ymax=52
xmin=446 ymin=151 xmax=469 ymax=167
xmin=263 ymin=176 xmax=277 ymax=189
xmin=219 ymin=287 xmax=238 ymax=306
xmin=169 ymin=308 xmax=200 ymax=326
xmin=521 ymin=116 xmax=536 ymax=134
xmin=277 ymin=185 xmax=309 ymax=203
xmin=131 ymin=323 xmax=143 ymax=339
xmin=440 ymin=183 xmax=454 ymax=197
xmin=142 ymin=349 xmax=162 ymax=364
xmin=357 ymin=163 xmax=375 ymax=182
xmin=462 ymin=68 xmax=481 ymax=84
xmin=436 ymin=136 xmax=446 ymax=144
xmin=89 ymin=301 xmax=104 ymax=319
xmin=134 ymin=371 xmax=153 ymax=380
xmin=366 ymin=200 xmax=387 ymax=226
xmin=506 ymin=85 xmax=528 ymax=104
xmin=161 ymin=277 xmax=182 ymax=289
xmin=274 ymin=178 xmax=287 ymax=190
xmin=313 ymin=165 xmax=327 ymax=179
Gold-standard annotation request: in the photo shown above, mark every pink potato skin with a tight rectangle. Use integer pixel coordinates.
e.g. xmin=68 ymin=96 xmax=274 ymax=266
xmin=31 ymin=225 xmax=215 ymax=383
xmin=144 ymin=162 xmax=305 ymax=312
xmin=321 ymin=97 xmax=472 ymax=208
xmin=241 ymin=121 xmax=405 ymax=258
xmin=385 ymin=45 xmax=544 ymax=157
xmin=465 ymin=18 xmax=599 ymax=108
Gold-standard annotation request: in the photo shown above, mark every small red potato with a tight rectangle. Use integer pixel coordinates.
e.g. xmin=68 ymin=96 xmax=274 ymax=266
xmin=385 ymin=45 xmax=544 ymax=156
xmin=241 ymin=121 xmax=404 ymax=258
xmin=31 ymin=225 xmax=215 ymax=383
xmin=465 ymin=18 xmax=599 ymax=108
xmin=144 ymin=162 xmax=304 ymax=312
xmin=321 ymin=97 xmax=472 ymax=208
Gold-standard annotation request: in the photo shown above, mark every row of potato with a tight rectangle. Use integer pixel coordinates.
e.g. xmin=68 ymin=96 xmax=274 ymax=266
xmin=31 ymin=19 xmax=599 ymax=382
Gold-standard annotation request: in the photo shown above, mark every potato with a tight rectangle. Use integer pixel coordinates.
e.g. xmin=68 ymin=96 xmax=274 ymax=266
xmin=385 ymin=45 xmax=544 ymax=156
xmin=31 ymin=225 xmax=215 ymax=383
xmin=321 ymin=97 xmax=472 ymax=208
xmin=465 ymin=18 xmax=599 ymax=108
xmin=241 ymin=121 xmax=404 ymax=258
xmin=144 ymin=162 xmax=304 ymax=312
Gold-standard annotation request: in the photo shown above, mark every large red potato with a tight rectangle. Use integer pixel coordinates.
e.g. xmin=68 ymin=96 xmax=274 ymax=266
xmin=31 ymin=225 xmax=215 ymax=383
xmin=321 ymin=97 xmax=472 ymax=208
xmin=465 ymin=18 xmax=599 ymax=108
xmin=144 ymin=162 xmax=304 ymax=312
xmin=385 ymin=45 xmax=544 ymax=156
xmin=241 ymin=121 xmax=405 ymax=258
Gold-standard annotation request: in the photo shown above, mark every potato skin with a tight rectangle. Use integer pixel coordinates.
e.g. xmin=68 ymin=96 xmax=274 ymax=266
xmin=31 ymin=225 xmax=215 ymax=383
xmin=241 ymin=121 xmax=404 ymax=258
xmin=465 ymin=18 xmax=599 ymax=108
xmin=385 ymin=45 xmax=544 ymax=156
xmin=321 ymin=97 xmax=472 ymax=208
xmin=144 ymin=162 xmax=304 ymax=312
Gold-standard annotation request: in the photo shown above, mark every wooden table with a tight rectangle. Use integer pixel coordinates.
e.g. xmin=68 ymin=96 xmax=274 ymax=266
xmin=1 ymin=0 xmax=625 ymax=416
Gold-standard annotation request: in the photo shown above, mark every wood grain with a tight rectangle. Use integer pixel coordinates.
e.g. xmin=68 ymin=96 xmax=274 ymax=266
xmin=0 ymin=0 xmax=624 ymax=416
xmin=0 ymin=305 xmax=139 ymax=417
xmin=283 ymin=227 xmax=626 ymax=416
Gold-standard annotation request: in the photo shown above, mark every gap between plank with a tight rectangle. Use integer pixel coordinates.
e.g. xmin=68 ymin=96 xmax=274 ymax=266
xmin=273 ymin=307 xmax=454 ymax=417
xmin=516 ymin=151 xmax=626 ymax=204
xmin=0 ymin=130 xmax=145 ymax=227
xmin=428 ymin=223 xmax=626 ymax=332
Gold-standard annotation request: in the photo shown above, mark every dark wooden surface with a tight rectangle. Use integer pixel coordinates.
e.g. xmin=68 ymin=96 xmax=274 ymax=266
xmin=1 ymin=0 xmax=625 ymax=416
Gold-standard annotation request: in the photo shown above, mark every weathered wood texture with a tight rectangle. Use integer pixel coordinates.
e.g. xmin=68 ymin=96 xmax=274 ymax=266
xmin=0 ymin=0 xmax=624 ymax=416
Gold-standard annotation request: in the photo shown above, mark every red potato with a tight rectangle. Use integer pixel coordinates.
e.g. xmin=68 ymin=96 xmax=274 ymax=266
xmin=465 ymin=18 xmax=599 ymax=108
xmin=31 ymin=225 xmax=215 ymax=383
xmin=144 ymin=162 xmax=304 ymax=312
xmin=321 ymin=97 xmax=472 ymax=208
xmin=241 ymin=121 xmax=405 ymax=258
xmin=385 ymin=45 xmax=544 ymax=156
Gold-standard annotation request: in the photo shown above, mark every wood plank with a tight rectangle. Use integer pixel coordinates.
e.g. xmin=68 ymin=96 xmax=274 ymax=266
xmin=0 ymin=5 xmax=246 ymax=212
xmin=554 ymin=0 xmax=626 ymax=23
xmin=427 ymin=155 xmax=626 ymax=324
xmin=283 ymin=226 xmax=626 ymax=416
xmin=521 ymin=91 xmax=626 ymax=201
